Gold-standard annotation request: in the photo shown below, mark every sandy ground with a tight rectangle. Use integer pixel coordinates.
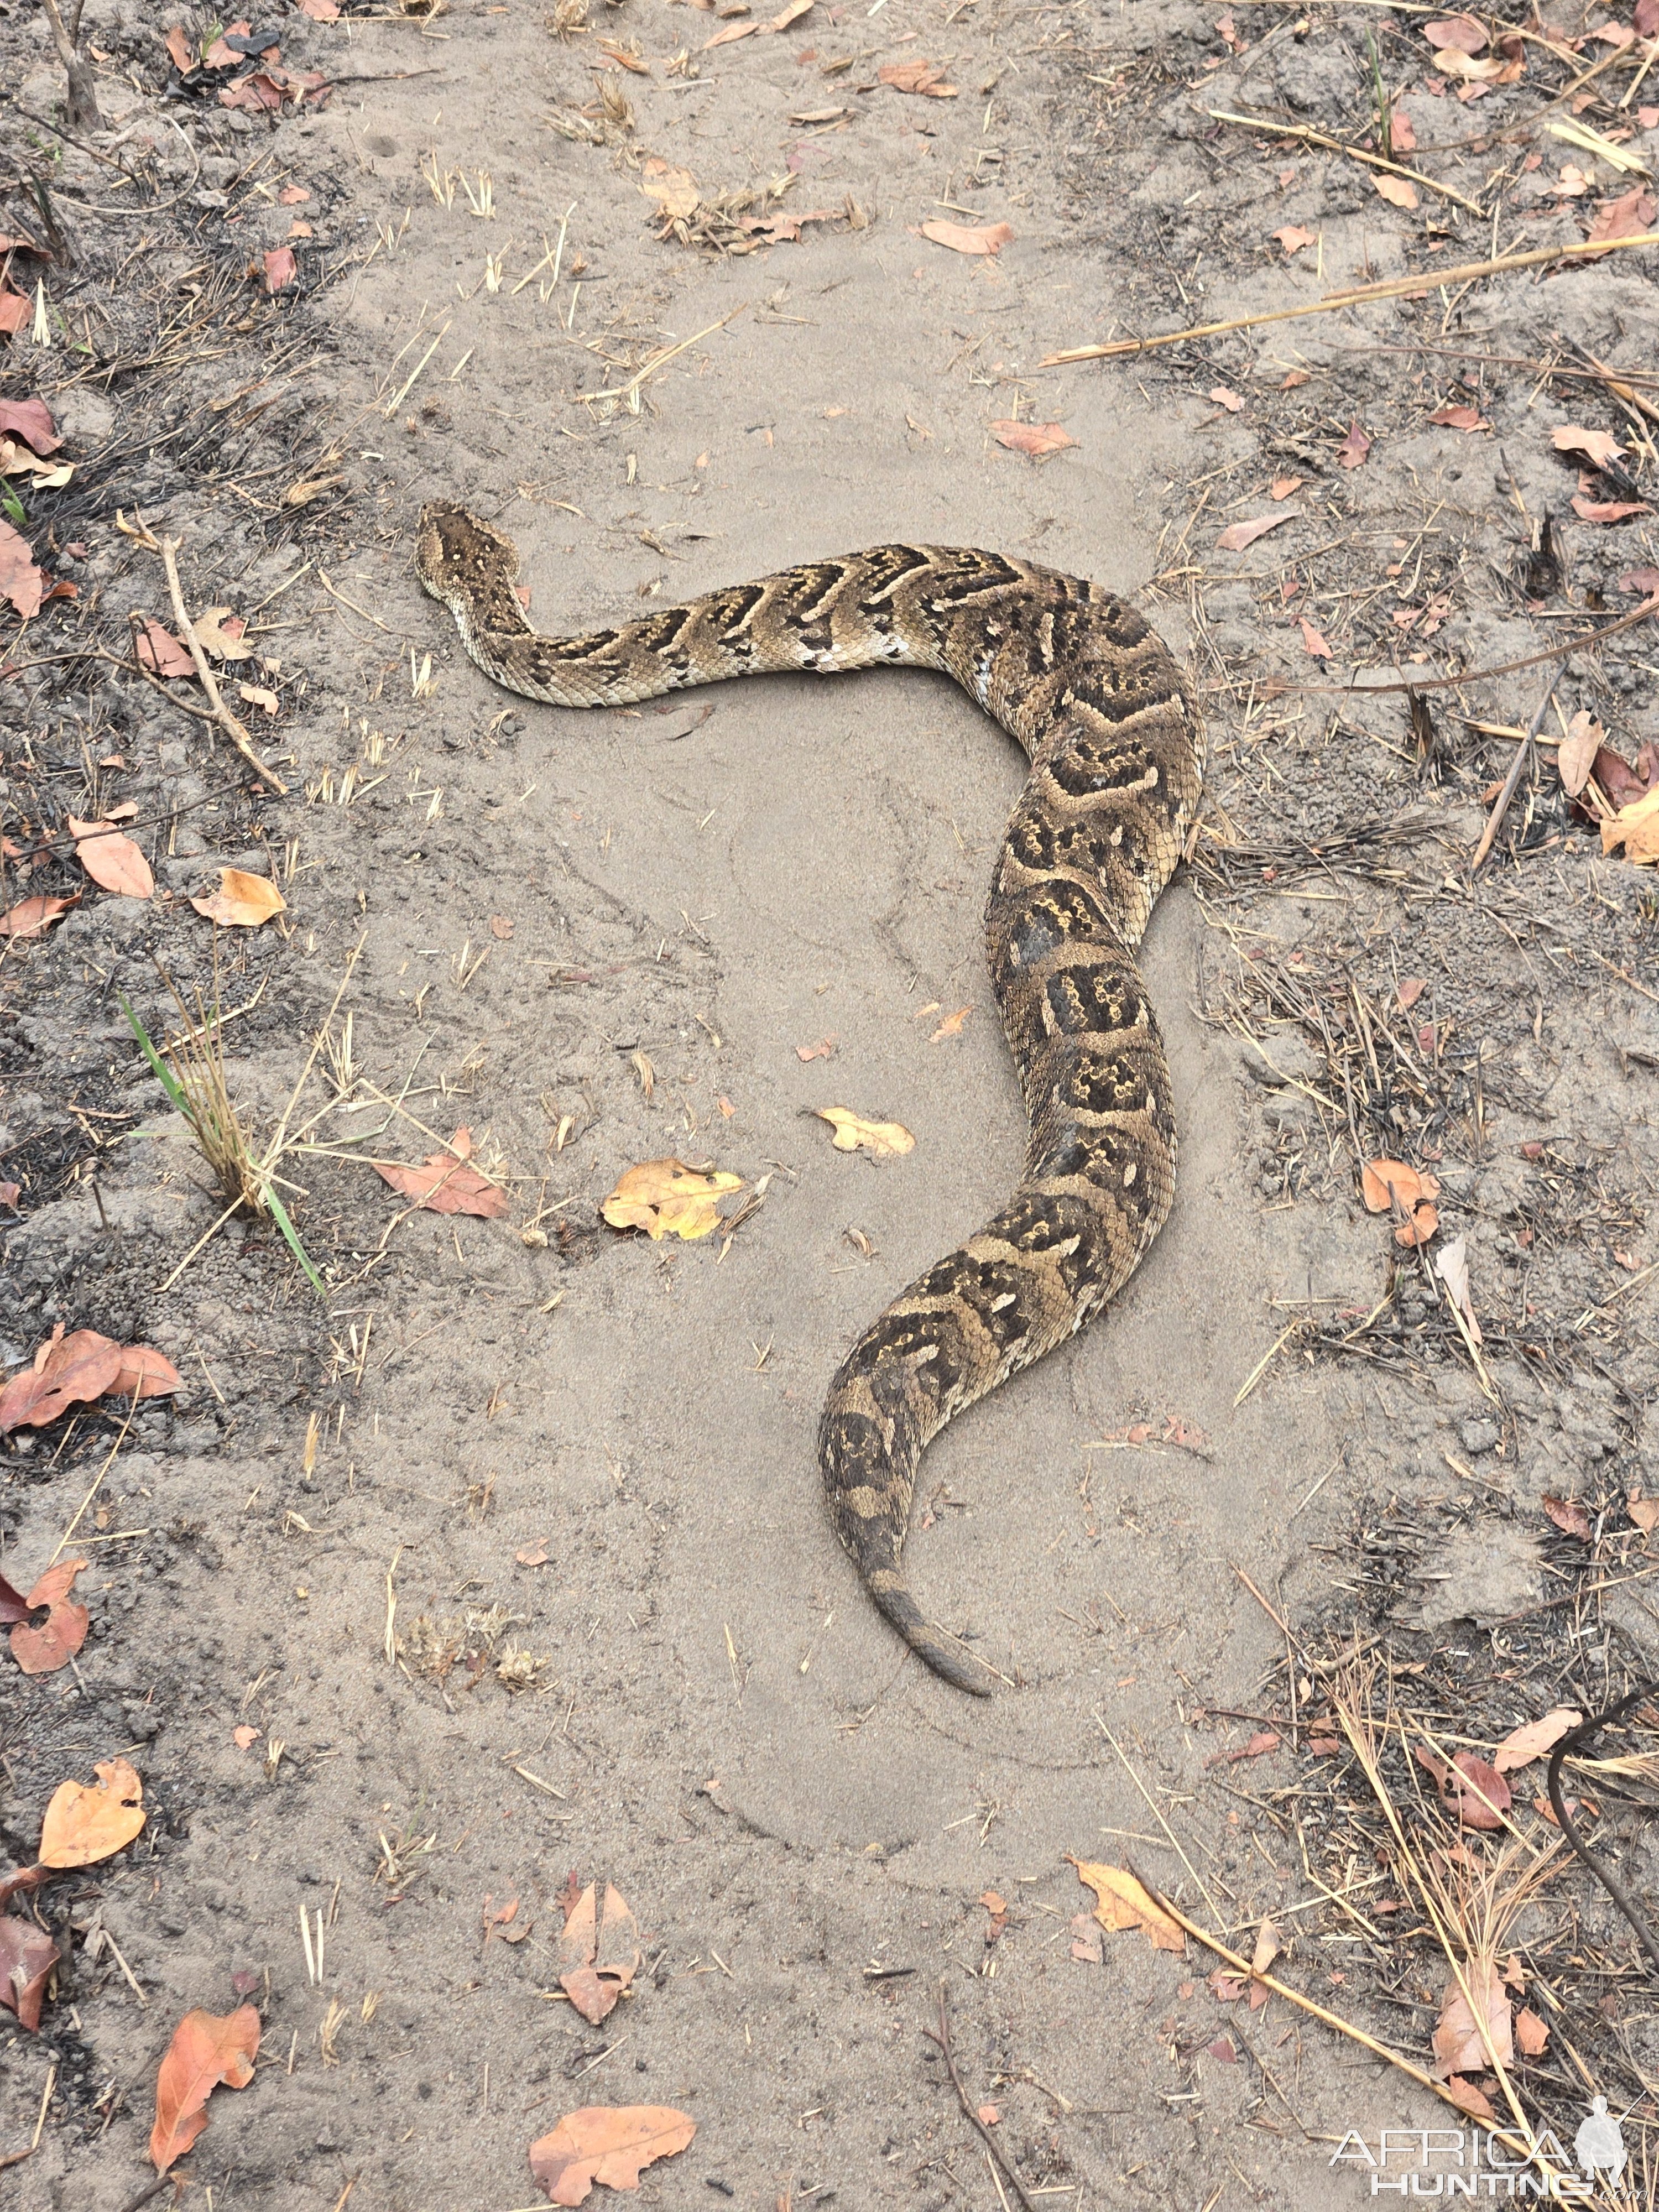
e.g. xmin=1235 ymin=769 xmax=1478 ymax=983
xmin=4 ymin=0 xmax=1659 ymax=2206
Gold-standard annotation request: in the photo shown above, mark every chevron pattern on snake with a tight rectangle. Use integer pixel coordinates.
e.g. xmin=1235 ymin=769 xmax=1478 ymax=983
xmin=416 ymin=500 xmax=1206 ymax=1694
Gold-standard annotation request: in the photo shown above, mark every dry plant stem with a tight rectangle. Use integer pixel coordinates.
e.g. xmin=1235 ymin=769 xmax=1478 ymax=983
xmin=1039 ymin=231 xmax=1659 ymax=363
xmin=1095 ymin=1714 xmax=1227 ymax=1924
xmin=157 ymin=536 xmax=289 ymax=796
xmin=1547 ymin=1688 xmax=1659 ymax=1979
xmin=1207 ymin=108 xmax=1486 ymax=216
xmin=1472 ymin=678 xmax=1556 ymax=870
xmin=38 ymin=0 xmax=101 ymax=132
xmin=922 ymin=1986 xmax=1038 ymax=2212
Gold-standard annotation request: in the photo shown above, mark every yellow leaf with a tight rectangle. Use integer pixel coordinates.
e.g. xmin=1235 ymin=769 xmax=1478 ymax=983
xmin=1602 ymin=782 xmax=1659 ymax=864
xmin=1067 ymin=1858 xmax=1186 ymax=1953
xmin=190 ymin=868 xmax=286 ymax=928
xmin=811 ymin=1107 xmax=916 ymax=1157
xmin=601 ymin=1158 xmax=743 ymax=1241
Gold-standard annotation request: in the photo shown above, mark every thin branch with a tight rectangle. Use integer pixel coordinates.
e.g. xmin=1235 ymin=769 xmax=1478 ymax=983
xmin=922 ymin=1985 xmax=1038 ymax=2212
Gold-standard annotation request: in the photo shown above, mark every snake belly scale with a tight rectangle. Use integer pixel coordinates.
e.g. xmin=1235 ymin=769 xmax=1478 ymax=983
xmin=416 ymin=502 xmax=1206 ymax=1694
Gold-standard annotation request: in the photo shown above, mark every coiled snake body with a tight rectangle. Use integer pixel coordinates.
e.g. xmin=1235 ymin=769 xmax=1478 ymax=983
xmin=416 ymin=503 xmax=1205 ymax=1694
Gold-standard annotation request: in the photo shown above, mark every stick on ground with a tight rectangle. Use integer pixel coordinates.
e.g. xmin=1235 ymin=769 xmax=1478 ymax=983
xmin=922 ymin=1985 xmax=1038 ymax=2212
xmin=156 ymin=535 xmax=289 ymax=796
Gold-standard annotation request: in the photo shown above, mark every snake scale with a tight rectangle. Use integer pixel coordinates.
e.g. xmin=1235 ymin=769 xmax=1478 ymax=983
xmin=416 ymin=502 xmax=1205 ymax=1694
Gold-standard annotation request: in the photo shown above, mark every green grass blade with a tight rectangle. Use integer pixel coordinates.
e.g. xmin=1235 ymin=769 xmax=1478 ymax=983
xmin=117 ymin=992 xmax=192 ymax=1119
xmin=265 ymin=1183 xmax=327 ymax=1299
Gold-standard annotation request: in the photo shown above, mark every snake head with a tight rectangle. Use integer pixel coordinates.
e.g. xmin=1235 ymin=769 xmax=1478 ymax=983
xmin=415 ymin=501 xmax=520 ymax=604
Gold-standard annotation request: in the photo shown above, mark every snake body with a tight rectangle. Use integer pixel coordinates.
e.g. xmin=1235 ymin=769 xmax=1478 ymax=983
xmin=416 ymin=502 xmax=1204 ymax=1694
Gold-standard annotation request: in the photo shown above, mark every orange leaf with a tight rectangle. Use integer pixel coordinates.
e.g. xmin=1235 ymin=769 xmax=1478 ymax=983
xmin=919 ymin=219 xmax=1012 ymax=255
xmin=1374 ymin=173 xmax=1419 ymax=210
xmin=1208 ymin=385 xmax=1246 ymax=413
xmin=1516 ymin=2006 xmax=1550 ymax=2057
xmin=1360 ymin=1157 xmax=1441 ymax=1214
xmin=1068 ymin=1858 xmax=1185 ymax=1953
xmin=1395 ymin=1202 xmax=1438 ymax=1248
xmin=0 ymin=1327 xmax=123 ymax=1433
xmin=150 ymin=2005 xmax=261 ymax=2173
xmin=878 ymin=59 xmax=958 ymax=94
xmin=263 ymin=246 xmax=297 ymax=293
xmin=1271 ymin=225 xmax=1314 ymax=255
xmin=10 ymin=1558 xmax=89 ymax=1675
xmin=0 ymin=517 xmax=46 ymax=619
xmin=232 ymin=1724 xmax=260 ymax=1750
xmin=990 ymin=420 xmax=1073 ymax=457
xmin=1297 ymin=617 xmax=1332 ymax=659
xmin=112 ymin=1344 xmax=182 ymax=1401
xmin=0 ymin=892 xmax=78 ymax=940
xmin=40 ymin=1757 xmax=145 ymax=1867
xmin=1493 ymin=1709 xmax=1580 ymax=1773
xmin=929 ymin=1005 xmax=973 ymax=1041
xmin=372 ymin=1129 xmax=508 ymax=1218
xmin=1215 ymin=513 xmax=1291 ymax=552
xmin=556 ymin=1882 xmax=642 ymax=2024
xmin=190 ymin=867 xmax=286 ymax=928
xmin=67 ymin=817 xmax=153 ymax=900
xmin=164 ymin=23 xmax=195 ymax=69
xmin=0 ymin=1913 xmax=60 ymax=2032
xmin=528 ymin=2105 xmax=696 ymax=2205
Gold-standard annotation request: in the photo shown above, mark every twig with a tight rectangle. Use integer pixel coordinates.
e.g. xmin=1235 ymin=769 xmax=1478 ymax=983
xmin=154 ymin=535 xmax=288 ymax=794
xmin=1547 ymin=1687 xmax=1659 ymax=1979
xmin=111 ymin=2175 xmax=182 ymax=2212
xmin=922 ymin=1985 xmax=1037 ymax=2212
xmin=1039 ymin=231 xmax=1659 ymax=364
xmin=1470 ymin=677 xmax=1556 ymax=870
xmin=1208 ymin=108 xmax=1486 ymax=216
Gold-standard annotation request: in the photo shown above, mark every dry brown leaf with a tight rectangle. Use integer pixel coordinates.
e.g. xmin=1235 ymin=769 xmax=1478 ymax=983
xmin=1587 ymin=185 xmax=1657 ymax=246
xmin=990 ymin=420 xmax=1073 ymax=457
xmin=878 ymin=59 xmax=957 ymax=95
xmin=1360 ymin=1158 xmax=1441 ymax=1213
xmin=1271 ymin=474 xmax=1303 ymax=500
xmin=556 ymin=1882 xmax=641 ymax=2024
xmin=920 ymin=218 xmax=1012 ymax=255
xmin=1432 ymin=1964 xmax=1512 ymax=2077
xmin=1492 ymin=1708 xmax=1581 ymax=1774
xmin=1427 ymin=404 xmax=1488 ymax=431
xmin=40 ymin=1757 xmax=145 ymax=1867
xmin=1336 ymin=421 xmax=1371 ymax=469
xmin=372 ymin=1128 xmax=508 ymax=1218
xmin=1297 ymin=617 xmax=1332 ymax=659
xmin=1629 ymin=1492 xmax=1659 ymax=1534
xmin=528 ymin=2105 xmax=696 ymax=2205
xmin=1443 ymin=2074 xmax=1496 ymax=2121
xmin=812 ymin=1107 xmax=915 ymax=1158
xmin=0 ymin=517 xmax=46 ymax=619
xmin=1423 ymin=13 xmax=1487 ymax=51
xmin=68 ymin=816 xmax=153 ymax=900
xmin=1601 ymin=782 xmax=1659 ymax=863
xmin=1373 ymin=173 xmax=1419 ymax=209
xmin=1415 ymin=1744 xmax=1510 ymax=1829
xmin=769 ymin=0 xmax=813 ymax=25
xmin=601 ymin=1158 xmax=743 ymax=1240
xmin=640 ymin=159 xmax=700 ymax=220
xmin=1515 ymin=2006 xmax=1550 ymax=2057
xmin=1573 ymin=495 xmax=1650 ymax=525
xmin=1558 ymin=708 xmax=1605 ymax=799
xmin=1436 ymin=1234 xmax=1482 ymax=1343
xmin=1552 ymin=423 xmax=1624 ymax=469
xmin=9 ymin=1558 xmax=90 ymax=1676
xmin=1248 ymin=1916 xmax=1280 ymax=2010
xmin=232 ymin=1724 xmax=260 ymax=1750
xmin=1208 ymin=385 xmax=1246 ymax=413
xmin=1271 ymin=224 xmax=1314 ymax=254
xmin=1543 ymin=1493 xmax=1594 ymax=1542
xmin=1068 ymin=1858 xmax=1186 ymax=1954
xmin=0 ymin=892 xmax=78 ymax=940
xmin=135 ymin=624 xmax=191 ymax=681
xmin=190 ymin=867 xmax=286 ymax=928
xmin=150 ymin=2005 xmax=261 ymax=2172
xmin=0 ymin=1913 xmax=60 ymax=2032
xmin=703 ymin=19 xmax=757 ymax=44
xmin=929 ymin=1005 xmax=972 ymax=1042
xmin=1216 ymin=513 xmax=1292 ymax=553
xmin=263 ymin=246 xmax=297 ymax=293
xmin=190 ymin=607 xmax=253 ymax=662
